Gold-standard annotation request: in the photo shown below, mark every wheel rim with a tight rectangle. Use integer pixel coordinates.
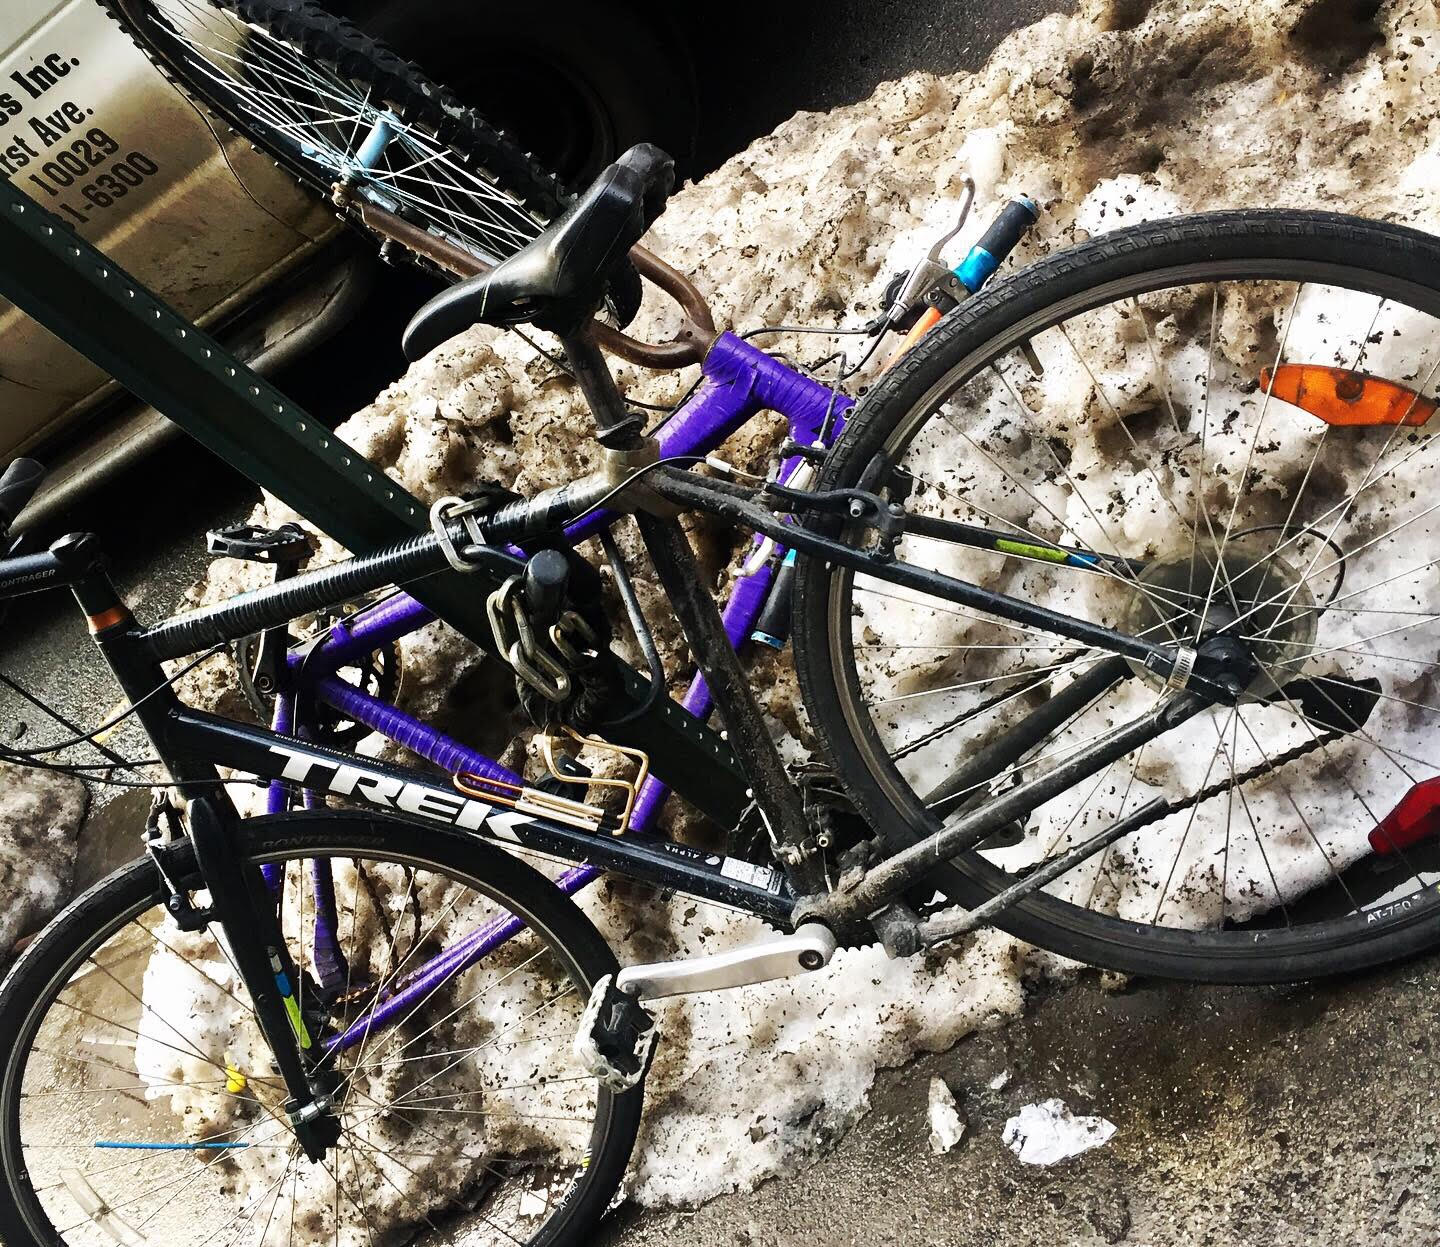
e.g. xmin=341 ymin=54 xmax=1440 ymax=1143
xmin=824 ymin=256 xmax=1440 ymax=958
xmin=3 ymin=839 xmax=612 ymax=1246
xmin=136 ymin=0 xmax=546 ymax=264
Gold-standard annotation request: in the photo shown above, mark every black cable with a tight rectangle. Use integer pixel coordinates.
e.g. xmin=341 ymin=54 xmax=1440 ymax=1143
xmin=740 ymin=319 xmax=882 ymax=385
xmin=818 ymin=387 xmax=842 ymax=446
xmin=0 ymin=750 xmax=266 ymax=791
xmin=562 ymin=455 xmax=706 ymax=529
xmin=0 ymin=645 xmax=226 ymax=759
xmin=739 ymin=324 xmax=871 ymax=340
xmin=839 ymin=329 xmax=886 ymax=381
xmin=0 ymin=668 xmax=131 ymax=767
xmin=512 ymin=326 xmax=684 ymax=414
xmin=596 ymin=527 xmax=666 ymax=726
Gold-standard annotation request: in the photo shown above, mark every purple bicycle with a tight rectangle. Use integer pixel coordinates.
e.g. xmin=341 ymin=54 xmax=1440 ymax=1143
xmin=5 ymin=127 xmax=1440 ymax=1247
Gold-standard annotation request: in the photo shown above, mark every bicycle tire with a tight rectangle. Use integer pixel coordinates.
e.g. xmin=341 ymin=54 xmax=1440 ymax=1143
xmin=0 ymin=810 xmax=640 ymax=1247
xmin=794 ymin=209 xmax=1440 ymax=983
xmin=100 ymin=0 xmax=569 ymax=266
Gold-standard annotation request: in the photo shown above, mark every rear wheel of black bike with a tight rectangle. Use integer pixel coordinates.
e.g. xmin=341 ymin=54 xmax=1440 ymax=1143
xmin=795 ymin=211 xmax=1440 ymax=982
xmin=0 ymin=812 xmax=639 ymax=1247
xmin=103 ymin=0 xmax=567 ymax=267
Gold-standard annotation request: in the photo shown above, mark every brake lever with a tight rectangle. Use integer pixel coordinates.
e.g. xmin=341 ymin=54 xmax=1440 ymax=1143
xmin=883 ymin=177 xmax=976 ymax=329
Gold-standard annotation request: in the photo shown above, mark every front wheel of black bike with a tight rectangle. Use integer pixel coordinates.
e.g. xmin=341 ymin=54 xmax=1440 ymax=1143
xmin=0 ymin=811 xmax=640 ymax=1247
xmin=795 ymin=210 xmax=1440 ymax=983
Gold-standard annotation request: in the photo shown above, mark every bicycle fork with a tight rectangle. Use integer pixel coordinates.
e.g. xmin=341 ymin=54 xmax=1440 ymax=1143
xmin=178 ymin=797 xmax=342 ymax=1161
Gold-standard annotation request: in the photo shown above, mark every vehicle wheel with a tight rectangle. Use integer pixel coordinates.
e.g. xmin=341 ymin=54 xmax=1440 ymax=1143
xmin=338 ymin=0 xmax=699 ymax=188
xmin=0 ymin=811 xmax=641 ymax=1247
xmin=101 ymin=0 xmax=569 ymax=267
xmin=794 ymin=210 xmax=1440 ymax=983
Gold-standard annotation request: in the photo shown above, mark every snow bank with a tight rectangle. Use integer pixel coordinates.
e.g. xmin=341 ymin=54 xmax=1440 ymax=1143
xmin=159 ymin=0 xmax=1440 ymax=1222
xmin=0 ymin=763 xmax=87 ymax=957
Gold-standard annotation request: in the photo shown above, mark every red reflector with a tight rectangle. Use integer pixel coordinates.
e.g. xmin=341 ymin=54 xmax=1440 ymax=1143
xmin=1370 ymin=777 xmax=1440 ymax=855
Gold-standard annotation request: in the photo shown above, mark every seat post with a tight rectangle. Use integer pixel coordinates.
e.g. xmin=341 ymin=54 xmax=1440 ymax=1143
xmin=560 ymin=330 xmax=646 ymax=449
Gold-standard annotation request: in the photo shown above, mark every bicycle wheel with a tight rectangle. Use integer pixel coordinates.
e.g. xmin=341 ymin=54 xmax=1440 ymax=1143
xmin=794 ymin=210 xmax=1440 ymax=982
xmin=102 ymin=0 xmax=567 ymax=266
xmin=0 ymin=811 xmax=640 ymax=1247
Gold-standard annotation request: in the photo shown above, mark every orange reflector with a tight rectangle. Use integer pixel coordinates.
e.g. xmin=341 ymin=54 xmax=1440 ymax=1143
xmin=1259 ymin=364 xmax=1436 ymax=428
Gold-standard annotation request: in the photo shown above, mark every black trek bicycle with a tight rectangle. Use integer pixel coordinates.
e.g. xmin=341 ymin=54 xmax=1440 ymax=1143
xmin=2 ymin=121 xmax=1440 ymax=1247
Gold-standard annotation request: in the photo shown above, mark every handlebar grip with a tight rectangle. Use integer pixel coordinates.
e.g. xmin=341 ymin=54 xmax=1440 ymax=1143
xmin=955 ymin=197 xmax=1040 ymax=293
xmin=0 ymin=457 xmax=44 ymax=528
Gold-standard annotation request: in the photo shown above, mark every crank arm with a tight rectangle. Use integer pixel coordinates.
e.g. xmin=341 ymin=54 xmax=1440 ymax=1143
xmin=573 ymin=926 xmax=837 ymax=1092
xmin=615 ymin=922 xmax=837 ymax=1000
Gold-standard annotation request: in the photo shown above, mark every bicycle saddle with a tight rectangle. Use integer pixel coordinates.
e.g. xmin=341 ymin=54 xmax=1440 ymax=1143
xmin=402 ymin=143 xmax=675 ymax=359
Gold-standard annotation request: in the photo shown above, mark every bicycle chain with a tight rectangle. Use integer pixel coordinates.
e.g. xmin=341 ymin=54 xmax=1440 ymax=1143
xmin=1124 ymin=727 xmax=1341 ymax=835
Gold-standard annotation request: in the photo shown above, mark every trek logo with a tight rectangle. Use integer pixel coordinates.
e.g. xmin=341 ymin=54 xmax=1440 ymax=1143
xmin=268 ymin=743 xmax=524 ymax=839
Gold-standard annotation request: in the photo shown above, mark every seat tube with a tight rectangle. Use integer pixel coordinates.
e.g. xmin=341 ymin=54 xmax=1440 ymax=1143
xmin=631 ymin=334 xmax=854 ymax=831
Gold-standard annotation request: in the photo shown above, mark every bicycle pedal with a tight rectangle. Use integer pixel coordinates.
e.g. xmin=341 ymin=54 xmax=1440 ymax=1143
xmin=206 ymin=521 xmax=314 ymax=566
xmin=573 ymin=974 xmax=658 ymax=1093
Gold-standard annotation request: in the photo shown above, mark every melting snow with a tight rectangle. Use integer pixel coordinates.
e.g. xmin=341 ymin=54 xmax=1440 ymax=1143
xmin=927 ymin=1077 xmax=967 ymax=1154
xmin=1002 ymin=1098 xmax=1117 ymax=1166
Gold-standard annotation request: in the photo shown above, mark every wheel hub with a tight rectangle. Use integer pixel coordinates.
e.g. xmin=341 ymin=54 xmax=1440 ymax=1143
xmin=1125 ymin=542 xmax=1319 ymax=697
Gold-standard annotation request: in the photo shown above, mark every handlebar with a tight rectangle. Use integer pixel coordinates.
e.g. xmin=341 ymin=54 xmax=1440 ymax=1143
xmin=356 ymin=202 xmax=717 ymax=370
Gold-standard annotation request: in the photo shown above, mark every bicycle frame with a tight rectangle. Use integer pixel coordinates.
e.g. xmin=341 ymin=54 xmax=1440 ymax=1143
xmin=3 ymin=321 xmax=1229 ymax=1112
xmin=250 ymin=331 xmax=852 ymax=984
xmin=243 ymin=314 xmax=1230 ymax=1016
xmin=0 ymin=183 xmax=1232 ymax=1112
xmin=284 ymin=331 xmax=853 ymax=829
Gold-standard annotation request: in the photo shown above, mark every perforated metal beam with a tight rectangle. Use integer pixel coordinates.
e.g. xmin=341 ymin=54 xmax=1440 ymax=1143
xmin=0 ymin=184 xmax=457 ymax=607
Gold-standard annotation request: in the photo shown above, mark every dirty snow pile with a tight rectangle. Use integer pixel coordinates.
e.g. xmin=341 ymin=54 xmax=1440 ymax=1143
xmin=0 ymin=763 xmax=87 ymax=958
xmin=149 ymin=0 xmax=1440 ymax=1224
